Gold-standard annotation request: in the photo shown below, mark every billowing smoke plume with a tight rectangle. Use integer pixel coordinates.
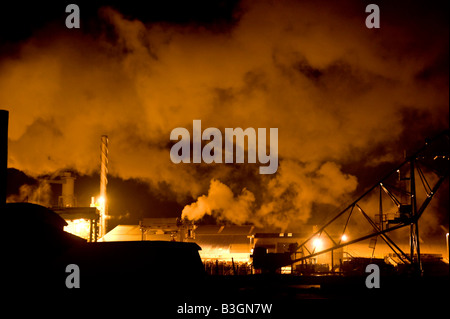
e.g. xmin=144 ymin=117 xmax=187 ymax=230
xmin=6 ymin=180 xmax=52 ymax=207
xmin=182 ymin=161 xmax=357 ymax=229
xmin=182 ymin=179 xmax=256 ymax=225
xmin=1 ymin=1 xmax=447 ymax=227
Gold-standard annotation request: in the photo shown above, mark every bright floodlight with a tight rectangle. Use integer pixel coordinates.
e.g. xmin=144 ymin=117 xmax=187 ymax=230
xmin=313 ymin=238 xmax=323 ymax=250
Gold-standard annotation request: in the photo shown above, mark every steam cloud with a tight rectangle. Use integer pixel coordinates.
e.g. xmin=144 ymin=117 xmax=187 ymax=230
xmin=1 ymin=1 xmax=447 ymax=228
xmin=182 ymin=161 xmax=357 ymax=229
xmin=6 ymin=180 xmax=52 ymax=207
xmin=182 ymin=179 xmax=256 ymax=225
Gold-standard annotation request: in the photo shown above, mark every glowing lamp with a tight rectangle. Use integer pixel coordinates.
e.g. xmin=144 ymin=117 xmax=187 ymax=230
xmin=313 ymin=238 xmax=323 ymax=250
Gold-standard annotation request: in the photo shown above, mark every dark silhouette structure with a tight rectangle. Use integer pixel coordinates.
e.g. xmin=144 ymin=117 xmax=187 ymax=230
xmin=4 ymin=202 xmax=205 ymax=296
xmin=4 ymin=203 xmax=86 ymax=291
xmin=0 ymin=110 xmax=8 ymax=211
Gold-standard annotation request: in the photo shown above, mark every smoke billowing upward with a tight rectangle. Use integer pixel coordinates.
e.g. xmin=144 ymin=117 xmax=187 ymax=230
xmin=6 ymin=180 xmax=52 ymax=207
xmin=183 ymin=161 xmax=357 ymax=230
xmin=1 ymin=1 xmax=448 ymax=229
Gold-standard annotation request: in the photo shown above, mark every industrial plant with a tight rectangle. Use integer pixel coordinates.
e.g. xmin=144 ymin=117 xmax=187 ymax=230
xmin=2 ymin=109 xmax=448 ymax=305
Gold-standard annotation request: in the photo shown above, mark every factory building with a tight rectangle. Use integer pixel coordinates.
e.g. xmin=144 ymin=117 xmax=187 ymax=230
xmin=38 ymin=136 xmax=109 ymax=242
xmin=100 ymin=218 xmax=448 ymax=276
xmin=41 ymin=171 xmax=101 ymax=242
xmin=101 ymin=220 xmax=343 ymax=273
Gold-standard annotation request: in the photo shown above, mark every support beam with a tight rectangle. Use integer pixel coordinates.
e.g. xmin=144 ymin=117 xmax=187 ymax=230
xmin=294 ymin=131 xmax=448 ymax=266
xmin=410 ymin=160 xmax=421 ymax=272
xmin=357 ymin=204 xmax=411 ymax=263
xmin=292 ymin=222 xmax=408 ymax=264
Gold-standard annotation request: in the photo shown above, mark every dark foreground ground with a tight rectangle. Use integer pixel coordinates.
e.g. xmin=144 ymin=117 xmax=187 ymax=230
xmin=4 ymin=203 xmax=448 ymax=316
xmin=6 ymin=271 xmax=449 ymax=318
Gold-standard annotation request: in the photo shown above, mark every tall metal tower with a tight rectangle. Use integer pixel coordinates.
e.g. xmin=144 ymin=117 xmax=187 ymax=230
xmin=99 ymin=135 xmax=109 ymax=237
xmin=290 ymin=130 xmax=449 ymax=274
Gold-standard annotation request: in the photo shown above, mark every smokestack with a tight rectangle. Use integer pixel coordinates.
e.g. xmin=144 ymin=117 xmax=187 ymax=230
xmin=60 ymin=171 xmax=76 ymax=207
xmin=0 ymin=110 xmax=8 ymax=212
xmin=99 ymin=135 xmax=108 ymax=237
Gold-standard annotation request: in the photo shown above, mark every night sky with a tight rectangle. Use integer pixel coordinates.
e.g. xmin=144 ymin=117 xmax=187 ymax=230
xmin=1 ymin=1 xmax=448 ymax=233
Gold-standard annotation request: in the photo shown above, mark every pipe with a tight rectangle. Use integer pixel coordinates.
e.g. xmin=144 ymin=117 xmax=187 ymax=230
xmin=99 ymin=135 xmax=108 ymax=236
xmin=0 ymin=110 xmax=8 ymax=212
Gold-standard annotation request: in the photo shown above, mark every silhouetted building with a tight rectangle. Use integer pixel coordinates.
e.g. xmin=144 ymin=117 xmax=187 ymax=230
xmin=4 ymin=203 xmax=205 ymax=294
